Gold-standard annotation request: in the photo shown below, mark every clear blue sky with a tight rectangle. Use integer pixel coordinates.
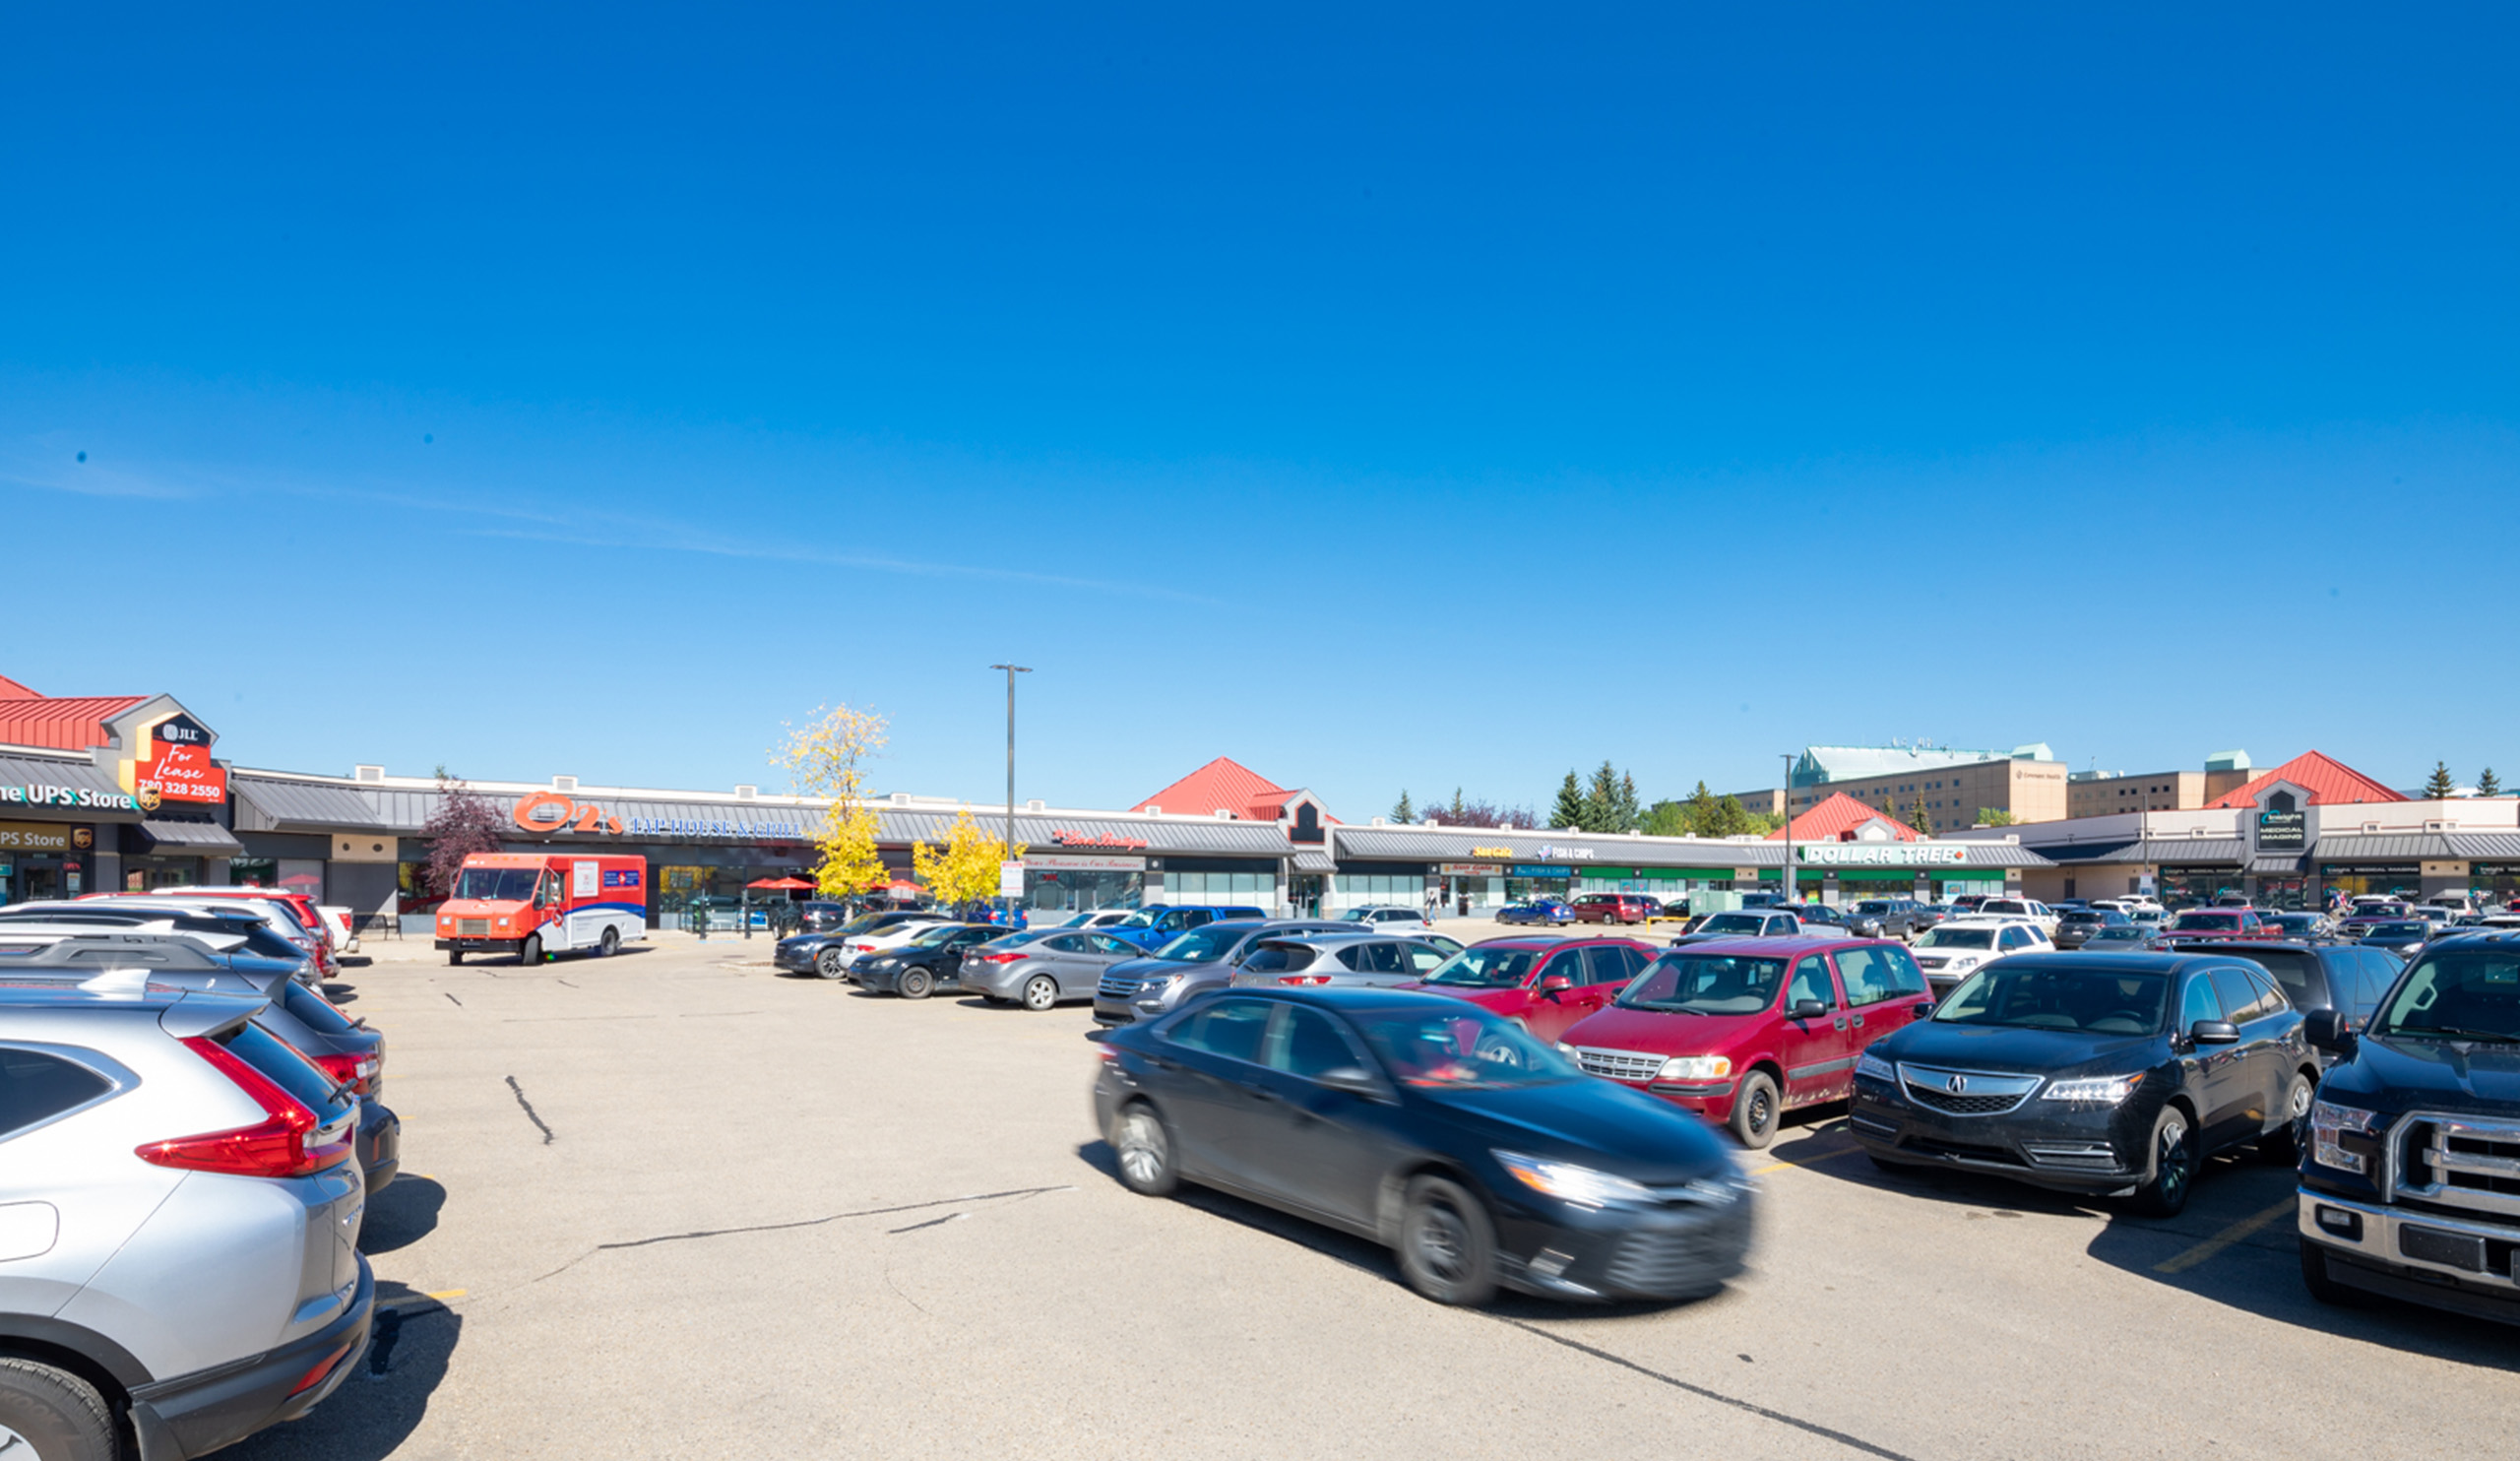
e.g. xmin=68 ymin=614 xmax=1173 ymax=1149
xmin=5 ymin=5 xmax=2513 ymax=811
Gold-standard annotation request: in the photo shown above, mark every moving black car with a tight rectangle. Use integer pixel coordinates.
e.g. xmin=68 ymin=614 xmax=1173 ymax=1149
xmin=1089 ymin=987 xmax=1754 ymax=1304
xmin=2297 ymin=931 xmax=2520 ymax=1324
xmin=852 ymin=922 xmax=1004 ymax=998
xmin=1852 ymin=953 xmax=2316 ymax=1216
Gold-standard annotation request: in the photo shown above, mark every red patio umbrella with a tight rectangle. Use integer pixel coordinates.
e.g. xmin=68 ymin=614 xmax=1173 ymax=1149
xmin=746 ymin=876 xmax=816 ymax=891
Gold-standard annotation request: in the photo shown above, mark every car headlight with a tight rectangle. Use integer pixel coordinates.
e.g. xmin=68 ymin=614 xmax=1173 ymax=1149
xmin=1947 ymin=956 xmax=1980 ymax=970
xmin=2311 ymin=1100 xmax=2379 ymax=1175
xmin=1493 ymin=1150 xmax=1655 ymax=1208
xmin=2041 ymin=1074 xmax=2144 ymax=1105
xmin=1556 ymin=1041 xmax=1578 ymax=1057
xmin=1854 ymin=1050 xmax=1895 ymax=1084
xmin=1655 ymin=1054 xmax=1732 ymax=1081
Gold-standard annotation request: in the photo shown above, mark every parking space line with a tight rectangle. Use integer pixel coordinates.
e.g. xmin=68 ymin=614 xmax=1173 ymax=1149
xmin=2151 ymin=1196 xmax=2298 ymax=1273
xmin=425 ymin=1289 xmax=468 ymax=1301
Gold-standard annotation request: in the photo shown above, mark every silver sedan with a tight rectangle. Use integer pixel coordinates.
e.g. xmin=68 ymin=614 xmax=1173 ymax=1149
xmin=960 ymin=929 xmax=1141 ymax=1010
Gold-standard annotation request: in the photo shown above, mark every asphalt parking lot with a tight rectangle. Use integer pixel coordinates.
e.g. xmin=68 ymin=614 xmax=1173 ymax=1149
xmin=239 ymin=930 xmax=2517 ymax=1461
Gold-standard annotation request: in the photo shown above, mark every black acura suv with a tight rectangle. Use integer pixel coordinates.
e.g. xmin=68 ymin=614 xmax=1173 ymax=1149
xmin=1852 ymin=952 xmax=2317 ymax=1217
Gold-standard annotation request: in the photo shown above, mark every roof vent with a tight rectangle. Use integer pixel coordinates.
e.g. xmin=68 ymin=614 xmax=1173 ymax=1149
xmin=1423 ymin=817 xmax=1440 ymax=827
xmin=552 ymin=776 xmax=578 ymax=793
xmin=1143 ymin=804 xmax=1161 ymax=816
xmin=2363 ymin=821 xmax=2380 ymax=834
xmin=1027 ymin=799 xmax=1045 ymax=812
xmin=1214 ymin=808 xmax=1233 ymax=818
xmin=353 ymin=765 xmax=385 ymax=783
xmin=2425 ymin=820 xmax=2446 ymax=833
xmin=734 ymin=785 xmax=757 ymax=800
xmin=890 ymin=792 xmax=911 ymax=805
xmin=1370 ymin=817 xmax=1387 ymax=826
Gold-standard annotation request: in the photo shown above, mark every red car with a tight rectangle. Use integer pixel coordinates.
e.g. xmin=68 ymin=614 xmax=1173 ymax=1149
xmin=1568 ymin=893 xmax=1657 ymax=925
xmin=1400 ymin=935 xmax=1656 ymax=1043
xmin=1557 ymin=935 xmax=1935 ymax=1148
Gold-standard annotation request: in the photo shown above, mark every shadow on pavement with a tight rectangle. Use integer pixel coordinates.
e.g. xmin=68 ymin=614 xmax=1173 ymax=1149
xmin=358 ymin=1175 xmax=446 ymax=1256
xmin=224 ymin=1280 xmax=460 ymax=1461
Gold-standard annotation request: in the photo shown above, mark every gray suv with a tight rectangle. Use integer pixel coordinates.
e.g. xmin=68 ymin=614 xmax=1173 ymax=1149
xmin=1092 ymin=919 xmax=1381 ymax=1026
xmin=1225 ymin=932 xmax=1457 ymax=989
xmin=0 ymin=975 xmax=373 ymax=1458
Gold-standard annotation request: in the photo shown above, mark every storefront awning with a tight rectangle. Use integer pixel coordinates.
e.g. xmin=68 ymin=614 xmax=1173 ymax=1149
xmin=1291 ymin=849 xmax=1334 ymax=872
xmin=138 ymin=818 xmax=246 ymax=856
xmin=2245 ymin=855 xmax=2306 ymax=874
xmin=0 ymin=750 xmax=151 ymax=824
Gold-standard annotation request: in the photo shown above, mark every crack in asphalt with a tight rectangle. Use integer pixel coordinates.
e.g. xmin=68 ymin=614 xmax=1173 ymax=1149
xmin=1493 ymin=1317 xmax=1918 ymax=1461
xmin=505 ymin=1075 xmax=555 ymax=1145
xmin=521 ymin=1186 xmax=1073 ymax=1288
xmin=887 ymin=1212 xmax=968 ymax=1235
xmin=443 ymin=992 xmax=462 ymax=1007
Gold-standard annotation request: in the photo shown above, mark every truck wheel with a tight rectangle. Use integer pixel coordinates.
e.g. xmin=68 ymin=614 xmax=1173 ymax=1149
xmin=899 ymin=968 xmax=934 ymax=1000
xmin=0 ymin=1357 xmax=118 ymax=1461
xmin=448 ymin=949 xmax=464 ymax=966
xmin=599 ymin=927 xmax=620 ymax=958
xmin=520 ymin=934 xmax=542 ymax=966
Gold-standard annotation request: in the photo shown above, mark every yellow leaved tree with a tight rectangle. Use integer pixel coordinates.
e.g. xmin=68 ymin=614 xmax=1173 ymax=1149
xmin=770 ymin=703 xmax=890 ymax=899
xmin=912 ymin=805 xmax=1024 ymax=909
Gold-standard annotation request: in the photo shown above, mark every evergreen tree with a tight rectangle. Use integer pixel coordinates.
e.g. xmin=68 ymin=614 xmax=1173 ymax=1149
xmin=1391 ymin=790 xmax=1415 ymax=824
xmin=1640 ymin=799 xmax=1689 ymax=837
xmin=2481 ymin=768 xmax=2503 ymax=796
xmin=1615 ymin=771 xmax=1642 ymax=832
xmin=1450 ymin=787 xmax=1467 ymax=821
xmin=2425 ymin=761 xmax=2459 ymax=800
xmin=1711 ymin=794 xmax=1755 ymax=838
xmin=1549 ymin=771 xmax=1587 ymax=830
xmin=1683 ymin=780 xmax=1720 ymax=837
xmin=1580 ymin=761 xmax=1619 ymax=832
xmin=1908 ymin=793 xmax=1933 ymax=834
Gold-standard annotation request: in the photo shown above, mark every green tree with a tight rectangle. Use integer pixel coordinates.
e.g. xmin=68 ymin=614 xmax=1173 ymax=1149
xmin=1976 ymin=807 xmax=2016 ymax=827
xmin=1683 ymin=781 xmax=1720 ymax=836
xmin=1640 ymin=799 xmax=1690 ymax=837
xmin=2481 ymin=768 xmax=2503 ymax=796
xmin=1583 ymin=761 xmax=1621 ymax=832
xmin=2424 ymin=761 xmax=2459 ymax=799
xmin=1908 ymin=793 xmax=1933 ymax=835
xmin=1742 ymin=809 xmax=1785 ymax=835
xmin=771 ymin=702 xmax=891 ymax=898
xmin=1549 ymin=771 xmax=1587 ymax=830
xmin=1449 ymin=787 xmax=1468 ymax=821
xmin=1391 ymin=790 xmax=1415 ymax=824
xmin=1614 ymin=771 xmax=1642 ymax=832
xmin=1708 ymin=794 xmax=1756 ymax=838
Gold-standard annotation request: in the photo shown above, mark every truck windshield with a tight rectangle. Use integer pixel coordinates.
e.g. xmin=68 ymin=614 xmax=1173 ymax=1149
xmin=2372 ymin=949 xmax=2520 ymax=1042
xmin=455 ymin=868 xmax=540 ymax=902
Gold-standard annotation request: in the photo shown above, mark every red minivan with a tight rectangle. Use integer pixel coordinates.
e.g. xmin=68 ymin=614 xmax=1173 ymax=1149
xmin=1557 ymin=935 xmax=1935 ymax=1149
xmin=1569 ymin=894 xmax=1656 ymax=925
xmin=1400 ymin=935 xmax=1657 ymax=1043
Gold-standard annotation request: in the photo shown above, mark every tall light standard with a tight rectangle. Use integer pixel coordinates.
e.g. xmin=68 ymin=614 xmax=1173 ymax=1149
xmin=989 ymin=665 xmax=1032 ymax=915
xmin=1782 ymin=751 xmax=1798 ymax=907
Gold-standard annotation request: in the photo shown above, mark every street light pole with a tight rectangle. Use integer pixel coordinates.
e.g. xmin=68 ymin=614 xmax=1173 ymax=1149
xmin=1782 ymin=751 xmax=1798 ymax=907
xmin=988 ymin=664 xmax=1032 ymax=917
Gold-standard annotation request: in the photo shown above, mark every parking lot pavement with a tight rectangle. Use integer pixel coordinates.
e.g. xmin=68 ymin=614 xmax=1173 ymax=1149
xmin=243 ymin=937 xmax=2519 ymax=1461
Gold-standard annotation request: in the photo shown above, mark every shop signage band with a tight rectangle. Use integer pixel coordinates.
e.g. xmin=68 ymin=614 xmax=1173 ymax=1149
xmin=1435 ymin=862 xmax=1504 ymax=876
xmin=510 ymin=793 xmax=809 ymax=841
xmin=2256 ymin=810 xmax=2306 ymax=852
xmin=0 ymin=823 xmax=82 ymax=852
xmin=1533 ymin=844 xmax=1598 ymax=861
xmin=1469 ymin=846 xmax=1514 ymax=858
xmin=1049 ymin=831 xmax=1152 ymax=851
xmin=3 ymin=783 xmax=141 ymax=812
xmin=1796 ymin=844 xmax=1971 ymax=866
xmin=1023 ymin=853 xmax=1147 ymax=871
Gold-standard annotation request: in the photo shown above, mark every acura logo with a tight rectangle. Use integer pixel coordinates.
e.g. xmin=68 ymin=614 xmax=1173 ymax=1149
xmin=1944 ymin=1074 xmax=1969 ymax=1095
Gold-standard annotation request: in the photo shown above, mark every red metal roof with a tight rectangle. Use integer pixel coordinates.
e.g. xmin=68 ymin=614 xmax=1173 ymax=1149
xmin=1132 ymin=758 xmax=1339 ymax=823
xmin=2205 ymin=750 xmax=2402 ymax=808
xmin=1766 ymin=791 xmax=1922 ymax=842
xmin=0 ymin=676 xmax=149 ymax=751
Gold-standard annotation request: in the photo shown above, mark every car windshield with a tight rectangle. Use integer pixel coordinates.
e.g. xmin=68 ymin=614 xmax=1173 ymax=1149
xmin=1934 ymin=964 xmax=2168 ymax=1035
xmin=1698 ymin=914 xmax=1768 ymax=935
xmin=908 ymin=923 xmax=970 ymax=947
xmin=1420 ymin=947 xmax=1539 ymax=988
xmin=1155 ymin=925 xmax=1248 ymax=963
xmin=1616 ymin=953 xmax=1786 ymax=1015
xmin=2171 ymin=913 xmax=2240 ymax=930
xmin=1349 ymin=1007 xmax=1579 ymax=1089
xmin=2091 ymin=927 xmax=2149 ymax=942
xmin=2372 ymin=947 xmax=2520 ymax=1042
xmin=2061 ymin=912 xmax=2104 ymax=923
xmin=1914 ymin=926 xmax=1996 ymax=950
xmin=455 ymin=868 xmax=539 ymax=902
xmin=1857 ymin=902 xmax=1891 ymax=915
xmin=2367 ymin=922 xmax=2427 ymax=939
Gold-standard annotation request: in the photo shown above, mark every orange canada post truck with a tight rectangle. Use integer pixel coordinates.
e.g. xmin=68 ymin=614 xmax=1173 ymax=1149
xmin=434 ymin=851 xmax=648 ymax=965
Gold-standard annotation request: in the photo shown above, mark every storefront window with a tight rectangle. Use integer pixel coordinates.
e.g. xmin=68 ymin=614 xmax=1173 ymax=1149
xmin=2158 ymin=867 xmax=2244 ymax=909
xmin=279 ymin=858 xmax=325 ymax=902
xmin=1186 ymin=871 xmax=1284 ymax=905
xmin=1025 ymin=869 xmax=1143 ymax=913
xmin=229 ymin=858 xmax=278 ymax=888
xmin=2318 ymin=866 xmax=2424 ymax=902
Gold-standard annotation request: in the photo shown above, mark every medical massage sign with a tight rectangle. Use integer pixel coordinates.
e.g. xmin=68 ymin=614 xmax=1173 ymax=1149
xmin=123 ymin=711 xmax=228 ymax=806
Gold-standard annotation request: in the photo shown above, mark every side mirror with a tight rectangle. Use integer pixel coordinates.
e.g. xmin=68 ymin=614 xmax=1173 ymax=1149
xmin=1539 ymin=974 xmax=1574 ymax=998
xmin=1790 ymin=998 xmax=1829 ymax=1021
xmin=1316 ymin=1065 xmax=1384 ymax=1098
xmin=2189 ymin=1019 xmax=2240 ymax=1046
xmin=2303 ymin=1008 xmax=2358 ymax=1053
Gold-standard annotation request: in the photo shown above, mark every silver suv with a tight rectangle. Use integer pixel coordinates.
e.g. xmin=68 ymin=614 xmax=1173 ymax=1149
xmin=0 ymin=975 xmax=373 ymax=1458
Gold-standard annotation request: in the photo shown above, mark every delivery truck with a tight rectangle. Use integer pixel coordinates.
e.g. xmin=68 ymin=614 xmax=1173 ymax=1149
xmin=434 ymin=852 xmax=648 ymax=964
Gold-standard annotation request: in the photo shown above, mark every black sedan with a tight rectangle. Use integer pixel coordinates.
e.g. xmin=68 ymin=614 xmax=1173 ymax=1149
xmin=2357 ymin=921 xmax=2436 ymax=960
xmin=1089 ymin=987 xmax=1755 ymax=1305
xmin=853 ymin=922 xmax=1004 ymax=998
xmin=2052 ymin=909 xmax=2133 ymax=949
xmin=1851 ymin=953 xmax=2317 ymax=1217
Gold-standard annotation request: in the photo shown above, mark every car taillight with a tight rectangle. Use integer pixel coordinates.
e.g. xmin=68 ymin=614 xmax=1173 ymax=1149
xmin=136 ymin=1036 xmax=352 ymax=1178
xmin=287 ymin=1339 xmax=358 ymax=1397
xmin=974 ymin=951 xmax=1024 ymax=964
xmin=1278 ymin=975 xmax=1332 ymax=985
xmin=308 ymin=1050 xmax=380 ymax=1098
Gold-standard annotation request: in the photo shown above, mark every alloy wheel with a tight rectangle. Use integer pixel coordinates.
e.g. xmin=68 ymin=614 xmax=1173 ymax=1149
xmin=2158 ymin=1113 xmax=2192 ymax=1203
xmin=1117 ymin=1110 xmax=1167 ymax=1186
xmin=1023 ymin=975 xmax=1058 ymax=1011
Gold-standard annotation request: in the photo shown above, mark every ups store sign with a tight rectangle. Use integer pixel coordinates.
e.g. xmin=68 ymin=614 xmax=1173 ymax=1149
xmin=0 ymin=823 xmax=89 ymax=853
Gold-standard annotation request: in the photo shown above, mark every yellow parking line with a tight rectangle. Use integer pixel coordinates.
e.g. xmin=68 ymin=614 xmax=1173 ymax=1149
xmin=424 ymin=1289 xmax=468 ymax=1301
xmin=2152 ymin=1197 xmax=2298 ymax=1273
xmin=1750 ymin=1144 xmax=1862 ymax=1176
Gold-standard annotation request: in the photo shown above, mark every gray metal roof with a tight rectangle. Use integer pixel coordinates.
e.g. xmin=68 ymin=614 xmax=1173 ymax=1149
xmin=231 ymin=775 xmax=388 ymax=831
xmin=1335 ymin=824 xmax=2054 ymax=868
xmin=139 ymin=818 xmax=246 ymax=855
xmin=2309 ymin=835 xmax=2457 ymax=861
xmin=1291 ymin=849 xmax=1335 ymax=872
xmin=2245 ymin=854 xmax=2306 ymax=873
xmin=0 ymin=750 xmax=149 ymax=824
xmin=2038 ymin=839 xmax=2248 ymax=864
xmin=2448 ymin=833 xmax=2520 ymax=861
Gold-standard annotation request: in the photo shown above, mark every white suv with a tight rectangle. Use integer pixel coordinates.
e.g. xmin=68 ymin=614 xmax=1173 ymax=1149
xmin=1908 ymin=916 xmax=2052 ymax=994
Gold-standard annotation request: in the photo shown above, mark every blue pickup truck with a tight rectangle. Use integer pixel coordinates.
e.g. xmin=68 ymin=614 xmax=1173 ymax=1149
xmin=1099 ymin=903 xmax=1271 ymax=954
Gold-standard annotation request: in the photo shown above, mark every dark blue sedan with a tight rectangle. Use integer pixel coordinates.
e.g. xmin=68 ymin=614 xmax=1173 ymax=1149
xmin=1089 ymin=986 xmax=1755 ymax=1304
xmin=1495 ymin=898 xmax=1575 ymax=926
